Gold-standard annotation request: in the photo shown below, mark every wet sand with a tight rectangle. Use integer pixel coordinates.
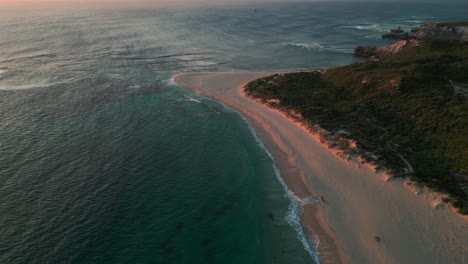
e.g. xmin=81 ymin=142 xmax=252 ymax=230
xmin=174 ymin=72 xmax=467 ymax=264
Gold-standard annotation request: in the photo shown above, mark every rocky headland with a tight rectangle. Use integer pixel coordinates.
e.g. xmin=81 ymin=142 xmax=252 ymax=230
xmin=246 ymin=22 xmax=468 ymax=214
xmin=412 ymin=22 xmax=468 ymax=42
xmin=355 ymin=22 xmax=468 ymax=60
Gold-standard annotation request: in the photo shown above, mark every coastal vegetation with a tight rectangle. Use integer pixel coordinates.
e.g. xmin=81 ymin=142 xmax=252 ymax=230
xmin=245 ymin=41 xmax=468 ymax=214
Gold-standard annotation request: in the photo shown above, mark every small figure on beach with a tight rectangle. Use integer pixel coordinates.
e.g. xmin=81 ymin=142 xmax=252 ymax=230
xmin=321 ymin=196 xmax=327 ymax=203
xmin=374 ymin=236 xmax=381 ymax=242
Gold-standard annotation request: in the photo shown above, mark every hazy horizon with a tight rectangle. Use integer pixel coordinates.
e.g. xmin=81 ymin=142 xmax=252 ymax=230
xmin=1 ymin=0 xmax=465 ymax=7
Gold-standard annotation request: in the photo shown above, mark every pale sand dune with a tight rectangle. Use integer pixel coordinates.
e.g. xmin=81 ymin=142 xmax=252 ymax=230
xmin=174 ymin=72 xmax=468 ymax=264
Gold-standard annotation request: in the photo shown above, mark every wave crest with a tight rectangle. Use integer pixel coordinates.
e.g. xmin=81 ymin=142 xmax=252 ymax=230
xmin=286 ymin=42 xmax=353 ymax=54
xmin=237 ymin=113 xmax=321 ymax=263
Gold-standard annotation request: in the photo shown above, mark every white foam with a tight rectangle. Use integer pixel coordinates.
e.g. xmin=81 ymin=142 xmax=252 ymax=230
xmin=129 ymin=84 xmax=142 ymax=89
xmin=168 ymin=76 xmax=177 ymax=86
xmin=301 ymin=195 xmax=320 ymax=205
xmin=237 ymin=113 xmax=321 ymax=264
xmin=161 ymin=75 xmax=178 ymax=87
xmin=287 ymin=42 xmax=324 ymax=50
xmin=354 ymin=24 xmax=381 ymax=31
xmin=340 ymin=24 xmax=380 ymax=31
xmin=361 ymin=35 xmax=380 ymax=39
xmin=0 ymin=77 xmax=77 ymax=91
xmin=347 ymin=23 xmax=393 ymax=33
xmin=183 ymin=94 xmax=201 ymax=103
xmin=0 ymin=69 xmax=7 ymax=79
xmin=404 ymin=20 xmax=423 ymax=24
xmin=0 ymin=81 xmax=56 ymax=90
xmin=186 ymin=60 xmax=218 ymax=67
xmin=286 ymin=42 xmax=353 ymax=54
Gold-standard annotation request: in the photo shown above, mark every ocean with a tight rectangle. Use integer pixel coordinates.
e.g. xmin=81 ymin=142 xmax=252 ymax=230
xmin=0 ymin=2 xmax=466 ymax=263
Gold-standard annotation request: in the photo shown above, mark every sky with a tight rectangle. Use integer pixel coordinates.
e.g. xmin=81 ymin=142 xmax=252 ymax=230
xmin=1 ymin=0 xmax=303 ymax=6
xmin=0 ymin=0 xmax=463 ymax=7
xmin=0 ymin=0 xmax=333 ymax=8
xmin=0 ymin=0 xmax=450 ymax=3
xmin=1 ymin=0 xmax=282 ymax=4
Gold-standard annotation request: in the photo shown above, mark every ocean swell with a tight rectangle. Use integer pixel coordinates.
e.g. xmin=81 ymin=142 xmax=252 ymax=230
xmin=286 ymin=42 xmax=353 ymax=54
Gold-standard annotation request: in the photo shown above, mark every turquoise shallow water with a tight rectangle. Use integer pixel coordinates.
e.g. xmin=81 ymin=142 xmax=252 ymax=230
xmin=0 ymin=2 xmax=467 ymax=263
xmin=0 ymin=83 xmax=312 ymax=263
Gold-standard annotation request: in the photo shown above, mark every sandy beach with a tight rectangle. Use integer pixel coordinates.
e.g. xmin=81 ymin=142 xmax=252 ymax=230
xmin=174 ymin=72 xmax=467 ymax=264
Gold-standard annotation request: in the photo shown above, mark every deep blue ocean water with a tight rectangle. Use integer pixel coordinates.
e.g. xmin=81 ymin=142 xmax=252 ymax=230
xmin=0 ymin=2 xmax=467 ymax=263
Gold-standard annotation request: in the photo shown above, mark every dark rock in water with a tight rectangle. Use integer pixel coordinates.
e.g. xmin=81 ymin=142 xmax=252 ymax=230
xmin=382 ymin=32 xmax=409 ymax=40
xmin=381 ymin=22 xmax=468 ymax=42
xmin=382 ymin=26 xmax=409 ymax=40
xmin=354 ymin=46 xmax=378 ymax=58
xmin=321 ymin=196 xmax=327 ymax=203
xmin=361 ymin=22 xmax=468 ymax=61
xmin=391 ymin=26 xmax=404 ymax=34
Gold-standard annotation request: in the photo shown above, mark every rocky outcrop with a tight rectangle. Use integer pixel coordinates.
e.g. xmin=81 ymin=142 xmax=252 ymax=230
xmin=382 ymin=27 xmax=409 ymax=40
xmin=354 ymin=46 xmax=378 ymax=59
xmin=358 ymin=22 xmax=467 ymax=60
xmin=380 ymin=22 xmax=468 ymax=42
xmin=354 ymin=39 xmax=420 ymax=60
xmin=382 ymin=32 xmax=409 ymax=40
xmin=391 ymin=27 xmax=404 ymax=34
xmin=411 ymin=22 xmax=468 ymax=42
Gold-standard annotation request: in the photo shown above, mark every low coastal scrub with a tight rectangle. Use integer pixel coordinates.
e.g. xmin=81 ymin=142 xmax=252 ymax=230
xmin=245 ymin=41 xmax=468 ymax=214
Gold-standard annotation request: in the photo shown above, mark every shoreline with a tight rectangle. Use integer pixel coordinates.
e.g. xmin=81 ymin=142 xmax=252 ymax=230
xmin=174 ymin=72 xmax=468 ymax=264
xmin=241 ymin=80 xmax=468 ymax=216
